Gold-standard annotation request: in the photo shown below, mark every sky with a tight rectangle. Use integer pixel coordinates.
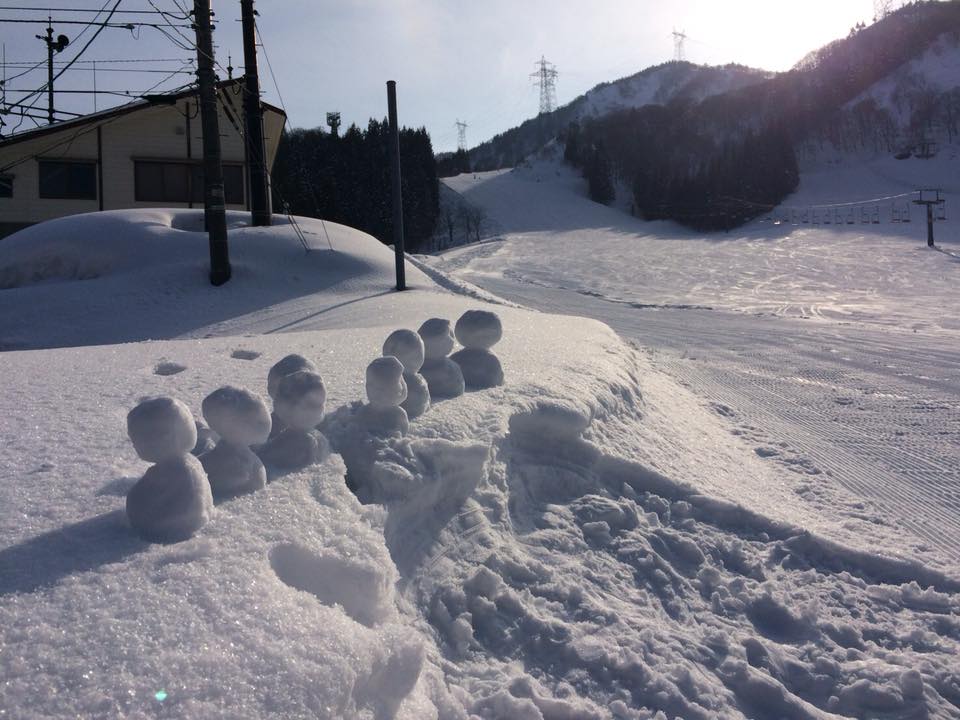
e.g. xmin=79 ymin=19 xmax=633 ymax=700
xmin=1 ymin=1 xmax=887 ymax=153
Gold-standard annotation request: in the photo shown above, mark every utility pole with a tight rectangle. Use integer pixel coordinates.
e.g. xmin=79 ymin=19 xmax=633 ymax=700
xmin=35 ymin=19 xmax=69 ymax=124
xmin=194 ymin=0 xmax=231 ymax=285
xmin=530 ymin=56 xmax=558 ymax=115
xmin=387 ymin=81 xmax=406 ymax=291
xmin=240 ymin=0 xmax=270 ymax=226
xmin=456 ymin=119 xmax=468 ymax=151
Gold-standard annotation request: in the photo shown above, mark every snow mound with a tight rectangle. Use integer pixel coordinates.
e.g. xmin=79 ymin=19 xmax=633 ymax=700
xmin=418 ymin=318 xmax=455 ymax=360
xmin=125 ymin=454 xmax=213 ymax=543
xmin=199 ymin=440 xmax=267 ymax=500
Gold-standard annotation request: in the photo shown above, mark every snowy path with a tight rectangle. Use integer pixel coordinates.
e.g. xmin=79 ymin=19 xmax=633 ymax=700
xmin=464 ymin=271 xmax=960 ymax=560
xmin=451 ymin=273 xmax=960 ymax=565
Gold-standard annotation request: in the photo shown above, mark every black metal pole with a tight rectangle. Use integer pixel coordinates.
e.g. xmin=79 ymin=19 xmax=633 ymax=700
xmin=194 ymin=0 xmax=231 ymax=285
xmin=240 ymin=0 xmax=270 ymax=226
xmin=926 ymin=203 xmax=934 ymax=247
xmin=387 ymin=80 xmax=406 ymax=291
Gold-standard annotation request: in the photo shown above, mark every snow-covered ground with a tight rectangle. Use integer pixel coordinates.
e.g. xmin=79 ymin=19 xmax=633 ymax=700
xmin=1 ymin=200 xmax=959 ymax=718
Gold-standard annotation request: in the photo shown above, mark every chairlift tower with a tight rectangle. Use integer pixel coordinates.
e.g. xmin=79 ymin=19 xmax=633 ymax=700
xmin=455 ymin=119 xmax=468 ymax=151
xmin=530 ymin=56 xmax=558 ymax=115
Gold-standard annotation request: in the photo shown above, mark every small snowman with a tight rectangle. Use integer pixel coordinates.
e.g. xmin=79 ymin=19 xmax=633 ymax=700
xmin=258 ymin=370 xmax=330 ymax=471
xmin=126 ymin=396 xmax=213 ymax=543
xmin=266 ymin=354 xmax=319 ymax=438
xmin=450 ymin=310 xmax=504 ymax=390
xmin=382 ymin=329 xmax=430 ymax=419
xmin=199 ymin=386 xmax=272 ymax=500
xmin=359 ymin=356 xmax=410 ymax=437
xmin=417 ymin=318 xmax=465 ymax=399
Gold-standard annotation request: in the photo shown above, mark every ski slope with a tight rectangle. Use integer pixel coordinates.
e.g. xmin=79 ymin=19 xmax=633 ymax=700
xmin=432 ymin=152 xmax=960 ymax=569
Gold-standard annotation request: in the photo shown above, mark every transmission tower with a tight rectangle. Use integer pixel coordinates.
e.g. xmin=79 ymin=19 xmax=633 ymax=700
xmin=672 ymin=28 xmax=687 ymax=62
xmin=530 ymin=56 xmax=558 ymax=115
xmin=326 ymin=111 xmax=341 ymax=137
xmin=455 ymin=119 xmax=468 ymax=151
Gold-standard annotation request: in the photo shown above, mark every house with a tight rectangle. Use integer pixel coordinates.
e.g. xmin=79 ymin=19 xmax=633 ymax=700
xmin=0 ymin=79 xmax=286 ymax=239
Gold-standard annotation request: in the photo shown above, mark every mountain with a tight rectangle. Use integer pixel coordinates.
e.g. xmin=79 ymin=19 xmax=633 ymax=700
xmin=468 ymin=62 xmax=771 ymax=171
xmin=562 ymin=1 xmax=960 ymax=229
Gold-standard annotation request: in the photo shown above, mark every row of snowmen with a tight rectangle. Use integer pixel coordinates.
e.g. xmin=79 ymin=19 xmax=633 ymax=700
xmin=125 ymin=310 xmax=504 ymax=543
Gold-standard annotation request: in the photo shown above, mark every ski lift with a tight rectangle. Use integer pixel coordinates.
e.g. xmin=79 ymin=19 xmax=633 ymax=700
xmin=902 ymin=204 xmax=911 ymax=222
xmin=936 ymin=200 xmax=946 ymax=221
xmin=812 ymin=210 xmax=820 ymax=225
xmin=835 ymin=209 xmax=844 ymax=225
xmin=801 ymin=209 xmax=809 ymax=224
xmin=823 ymin=210 xmax=832 ymax=224
xmin=846 ymin=209 xmax=855 ymax=224
xmin=872 ymin=206 xmax=880 ymax=224
xmin=891 ymin=205 xmax=901 ymax=223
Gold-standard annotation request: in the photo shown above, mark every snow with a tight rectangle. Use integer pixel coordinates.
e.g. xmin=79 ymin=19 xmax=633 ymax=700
xmin=383 ymin=328 xmax=426 ymax=373
xmin=273 ymin=370 xmax=327 ymax=430
xmin=199 ymin=440 xmax=267 ymax=500
xmin=126 ymin=396 xmax=198 ymax=463
xmin=366 ymin=356 xmax=409 ymax=409
xmin=125 ymin=454 xmax=213 ymax=543
xmin=574 ymin=62 xmax=769 ymax=121
xmin=1 ymin=191 xmax=959 ymax=719
xmin=400 ymin=371 xmax=431 ymax=419
xmin=454 ymin=309 xmax=503 ymax=350
xmin=201 ymin=385 xmax=272 ymax=447
xmin=450 ymin=348 xmax=504 ymax=390
xmin=418 ymin=317 xmax=456 ymax=359
xmin=267 ymin=353 xmax=319 ymax=399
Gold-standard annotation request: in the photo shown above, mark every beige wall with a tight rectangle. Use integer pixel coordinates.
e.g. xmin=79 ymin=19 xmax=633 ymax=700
xmin=0 ymin=88 xmax=285 ymax=230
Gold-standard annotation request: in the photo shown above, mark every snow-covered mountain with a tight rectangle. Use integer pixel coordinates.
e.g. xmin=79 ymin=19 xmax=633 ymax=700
xmin=468 ymin=61 xmax=769 ymax=171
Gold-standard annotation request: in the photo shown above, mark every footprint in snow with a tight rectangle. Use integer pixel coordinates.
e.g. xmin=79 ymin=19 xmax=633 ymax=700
xmin=154 ymin=361 xmax=187 ymax=376
xmin=231 ymin=349 xmax=261 ymax=361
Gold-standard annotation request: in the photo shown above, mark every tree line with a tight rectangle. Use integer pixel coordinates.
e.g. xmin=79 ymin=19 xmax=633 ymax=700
xmin=271 ymin=120 xmax=439 ymax=251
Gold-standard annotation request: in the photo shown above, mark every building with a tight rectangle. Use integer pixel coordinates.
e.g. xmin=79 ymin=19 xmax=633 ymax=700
xmin=0 ymin=80 xmax=286 ymax=239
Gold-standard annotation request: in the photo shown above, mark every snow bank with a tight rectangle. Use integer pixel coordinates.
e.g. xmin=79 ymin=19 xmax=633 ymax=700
xmin=1 ymin=209 xmax=958 ymax=718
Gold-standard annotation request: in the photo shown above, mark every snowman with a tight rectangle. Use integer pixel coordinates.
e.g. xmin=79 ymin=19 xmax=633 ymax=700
xmin=125 ymin=396 xmax=213 ymax=543
xmin=258 ymin=369 xmax=330 ymax=471
xmin=358 ymin=355 xmax=410 ymax=437
xmin=417 ymin=318 xmax=465 ymax=399
xmin=382 ymin=328 xmax=430 ymax=419
xmin=199 ymin=386 xmax=272 ymax=500
xmin=266 ymin=354 xmax=319 ymax=438
xmin=450 ymin=310 xmax=504 ymax=390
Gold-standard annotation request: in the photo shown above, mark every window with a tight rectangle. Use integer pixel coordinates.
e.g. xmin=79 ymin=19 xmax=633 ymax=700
xmin=38 ymin=160 xmax=97 ymax=200
xmin=0 ymin=175 xmax=12 ymax=198
xmin=135 ymin=160 xmax=244 ymax=205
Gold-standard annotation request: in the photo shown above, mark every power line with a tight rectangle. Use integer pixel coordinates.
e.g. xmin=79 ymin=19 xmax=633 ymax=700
xmin=3 ymin=0 xmax=123 ymax=116
xmin=0 ymin=6 xmax=187 ymax=13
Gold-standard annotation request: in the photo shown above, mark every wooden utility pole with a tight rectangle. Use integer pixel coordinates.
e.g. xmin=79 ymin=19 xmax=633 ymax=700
xmin=193 ymin=0 xmax=231 ymax=285
xmin=240 ymin=0 xmax=270 ymax=226
xmin=387 ymin=80 xmax=406 ymax=291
